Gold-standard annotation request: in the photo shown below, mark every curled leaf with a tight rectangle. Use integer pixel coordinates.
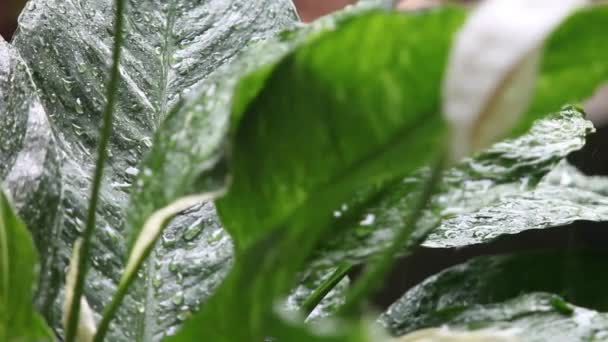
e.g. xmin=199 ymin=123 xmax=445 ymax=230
xmin=443 ymin=0 xmax=587 ymax=160
xmin=63 ymin=239 xmax=96 ymax=342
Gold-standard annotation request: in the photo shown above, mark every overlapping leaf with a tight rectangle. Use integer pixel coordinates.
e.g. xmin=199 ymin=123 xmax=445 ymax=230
xmin=312 ymin=5 xmax=608 ymax=268
xmin=168 ymin=8 xmax=465 ymax=341
xmin=3 ymin=0 xmax=298 ymax=340
xmin=315 ymin=108 xmax=595 ymax=267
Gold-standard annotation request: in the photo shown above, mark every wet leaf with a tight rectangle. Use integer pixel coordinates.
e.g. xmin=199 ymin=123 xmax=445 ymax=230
xmin=0 ymin=35 xmax=62 ymax=323
xmin=168 ymin=8 xmax=464 ymax=341
xmin=314 ymin=5 xmax=608 ymax=269
xmin=393 ymin=294 xmax=608 ymax=342
xmin=3 ymin=0 xmax=298 ymax=340
xmin=380 ymin=251 xmax=608 ymax=340
xmin=0 ymin=189 xmax=53 ymax=341
xmin=315 ymin=108 xmax=594 ymax=266
xmin=424 ymin=160 xmax=608 ymax=248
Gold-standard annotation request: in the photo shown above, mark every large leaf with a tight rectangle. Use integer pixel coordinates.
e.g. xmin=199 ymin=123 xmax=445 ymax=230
xmin=395 ymin=293 xmax=608 ymax=342
xmin=0 ymin=190 xmax=53 ymax=341
xmin=169 ymin=8 xmax=465 ymax=341
xmin=314 ymin=108 xmax=595 ymax=267
xmin=380 ymin=251 xmax=608 ymax=336
xmin=425 ymin=160 xmax=608 ymax=248
xmin=4 ymin=0 xmax=298 ymax=340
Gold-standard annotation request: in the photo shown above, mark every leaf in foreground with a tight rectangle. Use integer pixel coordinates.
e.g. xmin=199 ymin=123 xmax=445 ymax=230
xmin=443 ymin=0 xmax=585 ymax=159
xmin=306 ymin=5 xmax=608 ymax=274
xmin=0 ymin=190 xmax=53 ymax=341
xmin=169 ymin=8 xmax=464 ymax=341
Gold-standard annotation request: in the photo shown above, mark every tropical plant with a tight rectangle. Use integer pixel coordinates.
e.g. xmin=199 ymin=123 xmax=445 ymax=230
xmin=1 ymin=0 xmax=608 ymax=341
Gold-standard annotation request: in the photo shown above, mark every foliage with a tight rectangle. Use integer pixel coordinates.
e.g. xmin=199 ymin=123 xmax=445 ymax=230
xmin=1 ymin=0 xmax=608 ymax=341
xmin=0 ymin=189 xmax=53 ymax=341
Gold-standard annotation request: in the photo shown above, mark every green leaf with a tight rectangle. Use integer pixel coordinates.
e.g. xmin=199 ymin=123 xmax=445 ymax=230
xmin=0 ymin=189 xmax=53 ymax=341
xmin=380 ymin=251 xmax=608 ymax=337
xmin=216 ymin=8 xmax=462 ymax=250
xmin=169 ymin=8 xmax=465 ymax=341
xmin=3 ymin=0 xmax=297 ymax=339
xmin=124 ymin=0 xmax=388 ymax=251
xmin=314 ymin=108 xmax=594 ymax=267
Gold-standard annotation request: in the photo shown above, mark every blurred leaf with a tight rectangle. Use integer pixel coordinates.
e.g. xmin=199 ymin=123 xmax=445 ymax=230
xmin=169 ymin=8 xmax=464 ymax=341
xmin=0 ymin=190 xmax=54 ymax=341
xmin=381 ymin=251 xmax=608 ymax=337
xmin=515 ymin=6 xmax=608 ymax=134
xmin=442 ymin=0 xmax=584 ymax=159
xmin=4 ymin=0 xmax=297 ymax=339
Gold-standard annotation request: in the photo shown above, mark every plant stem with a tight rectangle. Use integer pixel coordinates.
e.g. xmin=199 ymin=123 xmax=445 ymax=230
xmin=93 ymin=273 xmax=134 ymax=342
xmin=339 ymin=155 xmax=445 ymax=316
xmin=64 ymin=0 xmax=126 ymax=340
xmin=301 ymin=263 xmax=353 ymax=318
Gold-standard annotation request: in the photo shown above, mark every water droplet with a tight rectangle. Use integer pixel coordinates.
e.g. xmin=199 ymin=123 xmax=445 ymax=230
xmin=172 ymin=291 xmax=184 ymax=305
xmin=125 ymin=166 xmax=139 ymax=176
xmin=162 ymin=230 xmax=177 ymax=247
xmin=169 ymin=259 xmax=179 ymax=273
xmin=177 ymin=310 xmax=191 ymax=321
xmin=360 ymin=213 xmax=375 ymax=226
xmin=75 ymin=97 xmax=84 ymax=114
xmin=183 ymin=221 xmax=203 ymax=241
xmin=152 ymin=273 xmax=162 ymax=289
xmin=62 ymin=77 xmax=74 ymax=91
